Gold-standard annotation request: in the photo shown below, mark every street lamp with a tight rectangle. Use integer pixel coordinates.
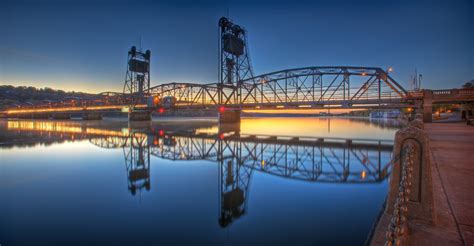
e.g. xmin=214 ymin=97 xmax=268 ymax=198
xmin=387 ymin=67 xmax=394 ymax=73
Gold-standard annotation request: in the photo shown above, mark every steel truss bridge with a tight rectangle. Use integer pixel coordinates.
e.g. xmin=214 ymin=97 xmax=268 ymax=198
xmin=148 ymin=66 xmax=408 ymax=110
xmin=3 ymin=17 xmax=420 ymax=117
xmin=4 ymin=16 xmax=474 ymax=117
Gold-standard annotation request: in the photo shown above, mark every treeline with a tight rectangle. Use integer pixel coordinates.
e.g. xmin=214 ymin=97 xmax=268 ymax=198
xmin=0 ymin=85 xmax=97 ymax=110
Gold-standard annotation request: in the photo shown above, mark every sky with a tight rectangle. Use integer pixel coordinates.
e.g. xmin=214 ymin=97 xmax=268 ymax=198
xmin=0 ymin=0 xmax=472 ymax=93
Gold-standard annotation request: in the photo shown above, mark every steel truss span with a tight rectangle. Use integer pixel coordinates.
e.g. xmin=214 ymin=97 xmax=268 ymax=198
xmin=148 ymin=66 xmax=408 ymax=110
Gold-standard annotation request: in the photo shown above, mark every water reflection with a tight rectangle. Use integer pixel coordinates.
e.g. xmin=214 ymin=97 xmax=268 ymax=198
xmin=2 ymin=119 xmax=393 ymax=229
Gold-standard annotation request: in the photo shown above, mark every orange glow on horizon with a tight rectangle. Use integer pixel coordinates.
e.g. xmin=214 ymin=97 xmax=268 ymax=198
xmin=4 ymin=104 xmax=147 ymax=115
xmin=6 ymin=120 xmax=146 ymax=139
xmin=243 ymin=108 xmax=361 ymax=114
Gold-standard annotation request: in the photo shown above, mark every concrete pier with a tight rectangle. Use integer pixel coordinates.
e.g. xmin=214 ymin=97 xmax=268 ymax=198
xmin=82 ymin=111 xmax=102 ymax=120
xmin=423 ymin=90 xmax=433 ymax=123
xmin=51 ymin=113 xmax=71 ymax=120
xmin=128 ymin=110 xmax=151 ymax=121
xmin=17 ymin=114 xmax=33 ymax=119
xmin=218 ymin=110 xmax=241 ymax=124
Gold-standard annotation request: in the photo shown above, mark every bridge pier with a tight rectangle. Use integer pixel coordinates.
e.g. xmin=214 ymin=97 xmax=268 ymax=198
xmin=82 ymin=111 xmax=102 ymax=120
xmin=128 ymin=110 xmax=151 ymax=121
xmin=218 ymin=109 xmax=241 ymax=124
xmin=17 ymin=114 xmax=33 ymax=119
xmin=422 ymin=90 xmax=433 ymax=123
xmin=460 ymin=103 xmax=474 ymax=120
xmin=51 ymin=113 xmax=71 ymax=120
xmin=33 ymin=113 xmax=51 ymax=119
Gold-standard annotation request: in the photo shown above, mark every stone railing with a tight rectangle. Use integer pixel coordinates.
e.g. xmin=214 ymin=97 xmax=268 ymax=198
xmin=382 ymin=113 xmax=435 ymax=245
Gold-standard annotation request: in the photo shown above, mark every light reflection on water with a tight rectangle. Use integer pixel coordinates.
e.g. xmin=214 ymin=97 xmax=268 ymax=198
xmin=0 ymin=117 xmax=401 ymax=245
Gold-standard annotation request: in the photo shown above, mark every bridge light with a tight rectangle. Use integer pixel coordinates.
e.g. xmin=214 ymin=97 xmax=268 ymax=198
xmin=361 ymin=171 xmax=366 ymax=179
xmin=159 ymin=130 xmax=164 ymax=136
xmin=158 ymin=108 xmax=165 ymax=113
xmin=121 ymin=107 xmax=129 ymax=113
xmin=219 ymin=133 xmax=225 ymax=140
xmin=261 ymin=160 xmax=265 ymax=167
xmin=219 ymin=106 xmax=225 ymax=113
xmin=387 ymin=67 xmax=394 ymax=73
xmin=361 ymin=72 xmax=367 ymax=76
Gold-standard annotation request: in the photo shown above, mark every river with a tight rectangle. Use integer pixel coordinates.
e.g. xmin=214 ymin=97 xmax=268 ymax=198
xmin=0 ymin=117 xmax=402 ymax=245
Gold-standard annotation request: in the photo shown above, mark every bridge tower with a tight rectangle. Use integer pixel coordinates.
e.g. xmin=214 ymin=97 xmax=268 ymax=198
xmin=218 ymin=17 xmax=254 ymax=86
xmin=123 ymin=46 xmax=152 ymax=121
xmin=218 ymin=17 xmax=253 ymax=123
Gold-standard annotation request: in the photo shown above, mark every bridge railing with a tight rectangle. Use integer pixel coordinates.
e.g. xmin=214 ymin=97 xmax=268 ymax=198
xmin=432 ymin=88 xmax=474 ymax=99
xmin=406 ymin=88 xmax=474 ymax=102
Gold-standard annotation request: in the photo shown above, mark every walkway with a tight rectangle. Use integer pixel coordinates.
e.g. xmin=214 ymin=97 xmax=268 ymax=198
xmin=425 ymin=123 xmax=474 ymax=245
xmin=370 ymin=122 xmax=473 ymax=245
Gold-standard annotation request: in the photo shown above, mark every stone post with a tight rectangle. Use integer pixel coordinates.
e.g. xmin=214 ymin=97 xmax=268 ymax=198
xmin=386 ymin=117 xmax=435 ymax=224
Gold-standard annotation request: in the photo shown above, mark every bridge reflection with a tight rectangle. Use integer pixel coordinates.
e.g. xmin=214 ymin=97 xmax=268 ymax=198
xmin=2 ymin=120 xmax=393 ymax=228
xmin=90 ymin=126 xmax=392 ymax=227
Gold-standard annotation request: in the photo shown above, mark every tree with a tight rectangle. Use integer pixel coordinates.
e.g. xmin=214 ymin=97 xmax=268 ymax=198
xmin=462 ymin=80 xmax=474 ymax=88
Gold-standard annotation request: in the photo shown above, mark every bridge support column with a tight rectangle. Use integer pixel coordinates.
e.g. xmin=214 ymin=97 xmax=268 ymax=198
xmin=82 ymin=111 xmax=102 ymax=120
xmin=128 ymin=110 xmax=151 ymax=121
xmin=218 ymin=109 xmax=241 ymax=124
xmin=17 ymin=114 xmax=33 ymax=119
xmin=460 ymin=103 xmax=474 ymax=120
xmin=51 ymin=113 xmax=70 ymax=120
xmin=33 ymin=113 xmax=51 ymax=119
xmin=422 ymin=90 xmax=433 ymax=123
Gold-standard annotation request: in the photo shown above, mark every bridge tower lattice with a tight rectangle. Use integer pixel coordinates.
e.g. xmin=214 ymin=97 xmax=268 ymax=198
xmin=218 ymin=17 xmax=256 ymax=105
xmin=123 ymin=46 xmax=151 ymax=108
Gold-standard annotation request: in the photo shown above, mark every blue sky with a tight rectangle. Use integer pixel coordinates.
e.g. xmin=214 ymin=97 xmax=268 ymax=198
xmin=0 ymin=0 xmax=472 ymax=93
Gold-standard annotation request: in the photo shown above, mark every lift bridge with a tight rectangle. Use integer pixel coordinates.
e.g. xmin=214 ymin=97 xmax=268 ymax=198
xmin=4 ymin=17 xmax=474 ymax=123
xmin=147 ymin=17 xmax=408 ymax=112
xmin=4 ymin=17 xmax=418 ymax=121
xmin=90 ymin=129 xmax=393 ymax=227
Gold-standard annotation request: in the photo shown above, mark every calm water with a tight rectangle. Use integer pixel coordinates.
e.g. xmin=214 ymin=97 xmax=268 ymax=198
xmin=0 ymin=117 xmax=402 ymax=245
